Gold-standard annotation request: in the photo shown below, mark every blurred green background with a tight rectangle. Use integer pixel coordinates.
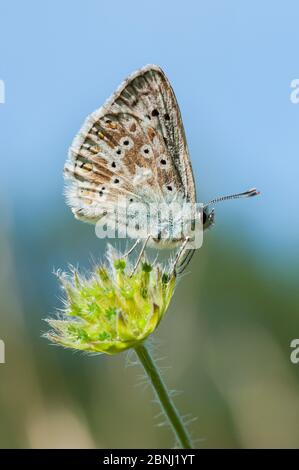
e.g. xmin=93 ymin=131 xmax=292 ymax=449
xmin=0 ymin=0 xmax=299 ymax=448
xmin=1 ymin=210 xmax=299 ymax=448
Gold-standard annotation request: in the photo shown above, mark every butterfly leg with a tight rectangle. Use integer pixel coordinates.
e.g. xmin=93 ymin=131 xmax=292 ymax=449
xmin=130 ymin=235 xmax=151 ymax=277
xmin=123 ymin=239 xmax=141 ymax=258
xmin=171 ymin=237 xmax=190 ymax=275
xmin=176 ymin=249 xmax=195 ymax=275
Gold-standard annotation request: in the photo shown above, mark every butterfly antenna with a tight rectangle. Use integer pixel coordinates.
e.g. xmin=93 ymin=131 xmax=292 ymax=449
xmin=204 ymin=188 xmax=260 ymax=208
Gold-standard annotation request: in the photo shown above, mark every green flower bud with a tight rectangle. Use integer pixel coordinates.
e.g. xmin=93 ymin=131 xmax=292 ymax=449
xmin=45 ymin=247 xmax=176 ymax=354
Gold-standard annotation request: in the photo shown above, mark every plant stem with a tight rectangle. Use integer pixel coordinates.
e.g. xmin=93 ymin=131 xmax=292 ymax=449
xmin=134 ymin=343 xmax=193 ymax=449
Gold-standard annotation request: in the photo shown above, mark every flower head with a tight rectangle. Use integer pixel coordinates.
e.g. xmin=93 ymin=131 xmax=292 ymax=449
xmin=45 ymin=247 xmax=176 ymax=354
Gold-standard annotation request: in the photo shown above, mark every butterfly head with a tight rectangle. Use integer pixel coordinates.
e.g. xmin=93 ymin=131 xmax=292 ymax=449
xmin=202 ymin=187 xmax=260 ymax=230
xmin=202 ymin=207 xmax=215 ymax=230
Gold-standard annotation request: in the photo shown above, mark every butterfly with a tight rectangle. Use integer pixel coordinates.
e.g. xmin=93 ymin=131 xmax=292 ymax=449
xmin=64 ymin=65 xmax=259 ymax=273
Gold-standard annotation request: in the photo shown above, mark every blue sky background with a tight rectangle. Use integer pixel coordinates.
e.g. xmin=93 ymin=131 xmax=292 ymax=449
xmin=0 ymin=0 xmax=298 ymax=266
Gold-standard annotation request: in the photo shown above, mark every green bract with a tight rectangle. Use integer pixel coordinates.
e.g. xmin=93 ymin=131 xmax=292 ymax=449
xmin=45 ymin=250 xmax=176 ymax=354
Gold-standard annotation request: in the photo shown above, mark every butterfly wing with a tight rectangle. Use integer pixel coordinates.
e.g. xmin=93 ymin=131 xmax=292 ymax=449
xmin=64 ymin=65 xmax=196 ymax=230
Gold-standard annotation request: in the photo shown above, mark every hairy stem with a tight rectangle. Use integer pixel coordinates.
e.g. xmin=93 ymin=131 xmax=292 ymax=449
xmin=134 ymin=343 xmax=193 ymax=449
